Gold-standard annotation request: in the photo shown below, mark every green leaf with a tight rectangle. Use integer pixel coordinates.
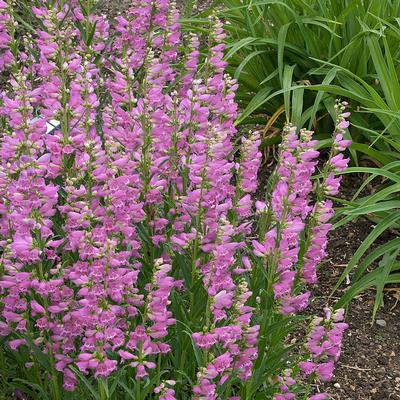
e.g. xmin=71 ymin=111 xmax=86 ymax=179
xmin=224 ymin=37 xmax=257 ymax=60
xmin=372 ymin=250 xmax=399 ymax=319
xmin=358 ymin=182 xmax=400 ymax=207
xmin=366 ymin=34 xmax=400 ymax=111
xmin=22 ymin=335 xmax=51 ymax=371
xmin=277 ymin=23 xmax=291 ymax=84
xmin=344 ymin=200 xmax=400 ymax=216
xmin=108 ymin=368 xmax=126 ymax=397
xmin=333 ymin=213 xmax=400 ymax=294
xmin=236 ymin=86 xmax=273 ymax=124
xmin=354 ymin=237 xmax=400 ymax=281
xmin=15 ymin=379 xmax=51 ymax=400
xmin=13 ymin=13 xmax=36 ymax=33
xmin=8 ymin=381 xmax=38 ymax=400
xmin=86 ymin=21 xmax=98 ymax=47
xmin=183 ymin=329 xmax=204 ymax=368
xmin=336 ymin=267 xmax=381 ymax=309
xmin=116 ymin=381 xmax=135 ymax=400
xmin=259 ymin=69 xmax=279 ymax=86
xmin=283 ymin=64 xmax=296 ymax=121
xmin=69 ymin=366 xmax=100 ymax=400
xmin=308 ymin=67 xmax=338 ymax=129
xmin=335 ymin=259 xmax=400 ymax=310
xmin=174 ymin=252 xmax=192 ymax=288
xmin=291 ymin=85 xmax=304 ymax=127
xmin=234 ymin=50 xmax=268 ymax=80
xmin=349 ymin=143 xmax=394 ymax=165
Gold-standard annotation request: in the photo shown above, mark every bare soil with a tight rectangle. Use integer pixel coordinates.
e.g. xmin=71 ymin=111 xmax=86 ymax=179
xmin=315 ymin=175 xmax=400 ymax=400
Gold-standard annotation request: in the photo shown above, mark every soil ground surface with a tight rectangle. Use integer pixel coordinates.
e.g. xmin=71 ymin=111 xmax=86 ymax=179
xmin=315 ymin=175 xmax=400 ymax=400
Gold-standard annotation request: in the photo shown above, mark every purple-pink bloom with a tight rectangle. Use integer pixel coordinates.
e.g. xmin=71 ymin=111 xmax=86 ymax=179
xmin=309 ymin=394 xmax=329 ymax=400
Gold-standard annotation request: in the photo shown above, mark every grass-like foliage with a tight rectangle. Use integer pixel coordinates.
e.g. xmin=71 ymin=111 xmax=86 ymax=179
xmin=191 ymin=0 xmax=400 ymax=142
xmin=333 ymin=164 xmax=400 ymax=317
xmin=0 ymin=1 xmax=350 ymax=399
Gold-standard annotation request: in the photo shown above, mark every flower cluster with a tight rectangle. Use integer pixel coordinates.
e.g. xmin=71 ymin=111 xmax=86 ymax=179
xmin=252 ymin=125 xmax=323 ymax=315
xmin=273 ymin=308 xmax=348 ymax=400
xmin=0 ymin=0 xmax=13 ymax=70
xmin=301 ymin=103 xmax=352 ymax=285
xmin=155 ymin=380 xmax=177 ymax=400
xmin=252 ymin=107 xmax=351 ymax=398
xmin=300 ymin=308 xmax=348 ymax=381
xmin=0 ymin=1 xmax=351 ymax=399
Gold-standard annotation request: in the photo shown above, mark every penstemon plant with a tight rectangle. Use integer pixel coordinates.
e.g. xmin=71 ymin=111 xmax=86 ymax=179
xmin=0 ymin=1 xmax=351 ymax=399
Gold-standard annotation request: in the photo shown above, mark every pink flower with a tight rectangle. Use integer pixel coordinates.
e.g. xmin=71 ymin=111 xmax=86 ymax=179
xmin=330 ymin=154 xmax=350 ymax=171
xmin=252 ymin=240 xmax=267 ymax=257
xmin=299 ymin=361 xmax=316 ymax=376
xmin=213 ymin=290 xmax=233 ymax=310
xmin=255 ymin=200 xmax=268 ymax=213
xmin=118 ymin=350 xmax=135 ymax=360
xmin=192 ymin=332 xmax=217 ymax=349
xmin=338 ymin=120 xmax=349 ymax=129
xmin=0 ymin=1 xmax=348 ymax=396
xmin=274 ymin=394 xmax=296 ymax=400
xmin=309 ymin=394 xmax=329 ymax=400
xmin=11 ymin=235 xmax=37 ymax=261
xmin=30 ymin=300 xmax=45 ymax=315
xmin=334 ymin=134 xmax=352 ymax=151
xmin=315 ymin=361 xmax=335 ymax=382
xmin=213 ymin=353 xmax=232 ymax=373
xmin=94 ymin=359 xmax=117 ymax=378
xmin=9 ymin=339 xmax=26 ymax=350
xmin=325 ymin=174 xmax=341 ymax=195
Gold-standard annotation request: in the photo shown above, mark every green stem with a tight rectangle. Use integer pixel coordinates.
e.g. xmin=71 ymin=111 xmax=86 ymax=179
xmin=136 ymin=380 xmax=141 ymax=400
xmin=98 ymin=379 xmax=108 ymax=400
xmin=190 ymin=173 xmax=206 ymax=319
xmin=49 ymin=354 xmax=62 ymax=400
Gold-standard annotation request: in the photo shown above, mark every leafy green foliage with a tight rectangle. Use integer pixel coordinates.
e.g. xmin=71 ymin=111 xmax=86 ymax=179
xmin=185 ymin=0 xmax=400 ymax=149
xmin=332 ymin=165 xmax=400 ymax=316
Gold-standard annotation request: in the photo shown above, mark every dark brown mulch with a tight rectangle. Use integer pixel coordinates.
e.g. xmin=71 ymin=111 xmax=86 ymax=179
xmin=97 ymin=0 xmax=130 ymax=20
xmin=312 ymin=175 xmax=400 ymax=400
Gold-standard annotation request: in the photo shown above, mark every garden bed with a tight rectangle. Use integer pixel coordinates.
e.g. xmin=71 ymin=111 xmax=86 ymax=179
xmin=191 ymin=0 xmax=400 ymax=395
xmin=1 ymin=1 xmax=399 ymax=399
xmin=259 ymin=162 xmax=400 ymax=399
xmin=320 ymin=210 xmax=400 ymax=400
